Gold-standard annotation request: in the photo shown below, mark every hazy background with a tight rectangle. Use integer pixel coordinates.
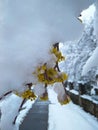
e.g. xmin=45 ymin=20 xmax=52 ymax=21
xmin=0 ymin=0 xmax=95 ymax=42
xmin=0 ymin=0 xmax=95 ymax=94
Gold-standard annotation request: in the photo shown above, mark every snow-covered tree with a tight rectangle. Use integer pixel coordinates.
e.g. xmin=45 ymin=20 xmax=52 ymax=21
xmin=82 ymin=1 xmax=98 ymax=75
xmin=60 ymin=3 xmax=97 ymax=92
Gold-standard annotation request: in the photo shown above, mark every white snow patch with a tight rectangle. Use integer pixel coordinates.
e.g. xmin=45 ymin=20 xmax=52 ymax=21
xmin=48 ymin=86 xmax=59 ymax=104
xmin=81 ymin=94 xmax=98 ymax=104
xmin=0 ymin=94 xmax=23 ymax=130
xmin=78 ymin=4 xmax=95 ymax=24
xmin=70 ymin=89 xmax=79 ymax=95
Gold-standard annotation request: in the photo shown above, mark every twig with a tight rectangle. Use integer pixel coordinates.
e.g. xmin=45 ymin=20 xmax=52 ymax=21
xmin=25 ymin=83 xmax=33 ymax=90
xmin=54 ymin=62 xmax=60 ymax=72
xmin=0 ymin=91 xmax=12 ymax=100
xmin=53 ymin=43 xmax=59 ymax=51
xmin=13 ymin=98 xmax=27 ymax=124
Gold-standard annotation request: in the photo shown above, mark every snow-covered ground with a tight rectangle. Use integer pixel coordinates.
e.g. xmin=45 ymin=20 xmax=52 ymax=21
xmin=48 ymin=102 xmax=98 ymax=130
xmin=48 ymin=88 xmax=98 ymax=130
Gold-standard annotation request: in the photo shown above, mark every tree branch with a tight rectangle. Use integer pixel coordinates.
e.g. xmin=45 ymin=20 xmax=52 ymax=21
xmin=0 ymin=91 xmax=12 ymax=100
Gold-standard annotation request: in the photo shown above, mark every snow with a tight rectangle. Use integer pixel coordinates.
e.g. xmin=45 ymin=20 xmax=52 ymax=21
xmin=82 ymin=1 xmax=98 ymax=75
xmin=0 ymin=0 xmax=98 ymax=130
xmin=59 ymin=3 xmax=97 ymax=84
xmin=82 ymin=46 xmax=98 ymax=75
xmin=48 ymin=89 xmax=98 ymax=130
xmin=33 ymin=84 xmax=46 ymax=97
xmin=53 ymin=83 xmax=68 ymax=103
xmin=0 ymin=94 xmax=23 ymax=130
xmin=81 ymin=94 xmax=98 ymax=104
xmin=66 ymin=87 xmax=79 ymax=95
xmin=94 ymin=0 xmax=98 ymax=40
xmin=0 ymin=94 xmax=35 ymax=130
xmin=67 ymin=87 xmax=98 ymax=104
xmin=69 ymin=89 xmax=79 ymax=95
xmin=48 ymin=87 xmax=58 ymax=104
xmin=66 ymin=87 xmax=98 ymax=104
xmin=48 ymin=102 xmax=98 ymax=130
xmin=78 ymin=4 xmax=95 ymax=24
xmin=16 ymin=100 xmax=35 ymax=125
xmin=91 ymin=87 xmax=96 ymax=95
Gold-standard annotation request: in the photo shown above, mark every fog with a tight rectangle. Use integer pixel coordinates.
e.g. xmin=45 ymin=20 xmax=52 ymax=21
xmin=0 ymin=0 xmax=95 ymax=95
xmin=1 ymin=0 xmax=95 ymax=42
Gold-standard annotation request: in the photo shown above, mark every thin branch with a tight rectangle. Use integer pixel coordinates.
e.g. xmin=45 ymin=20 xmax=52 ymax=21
xmin=53 ymin=43 xmax=59 ymax=51
xmin=25 ymin=83 xmax=33 ymax=90
xmin=54 ymin=62 xmax=60 ymax=72
xmin=0 ymin=91 xmax=12 ymax=100
xmin=13 ymin=98 xmax=27 ymax=125
xmin=18 ymin=99 xmax=27 ymax=112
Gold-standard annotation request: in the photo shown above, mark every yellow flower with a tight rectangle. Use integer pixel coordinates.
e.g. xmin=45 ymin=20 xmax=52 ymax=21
xmin=50 ymin=47 xmax=65 ymax=62
xmin=40 ymin=92 xmax=48 ymax=101
xmin=59 ymin=96 xmax=71 ymax=105
xmin=16 ymin=90 xmax=36 ymax=100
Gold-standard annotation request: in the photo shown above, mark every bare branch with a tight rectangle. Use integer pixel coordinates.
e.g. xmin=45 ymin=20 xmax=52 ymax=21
xmin=0 ymin=91 xmax=12 ymax=100
xmin=13 ymin=98 xmax=27 ymax=125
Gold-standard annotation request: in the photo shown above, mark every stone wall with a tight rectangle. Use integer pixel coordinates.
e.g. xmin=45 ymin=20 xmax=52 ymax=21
xmin=67 ymin=90 xmax=98 ymax=118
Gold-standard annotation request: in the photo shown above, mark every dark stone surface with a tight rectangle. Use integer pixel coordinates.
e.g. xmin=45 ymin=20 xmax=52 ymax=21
xmin=94 ymin=104 xmax=98 ymax=118
xmin=81 ymin=98 xmax=95 ymax=115
xmin=68 ymin=82 xmax=74 ymax=90
xmin=68 ymin=91 xmax=79 ymax=105
xmin=95 ymin=88 xmax=98 ymax=95
xmin=79 ymin=83 xmax=86 ymax=95
xmin=20 ymin=100 xmax=49 ymax=130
